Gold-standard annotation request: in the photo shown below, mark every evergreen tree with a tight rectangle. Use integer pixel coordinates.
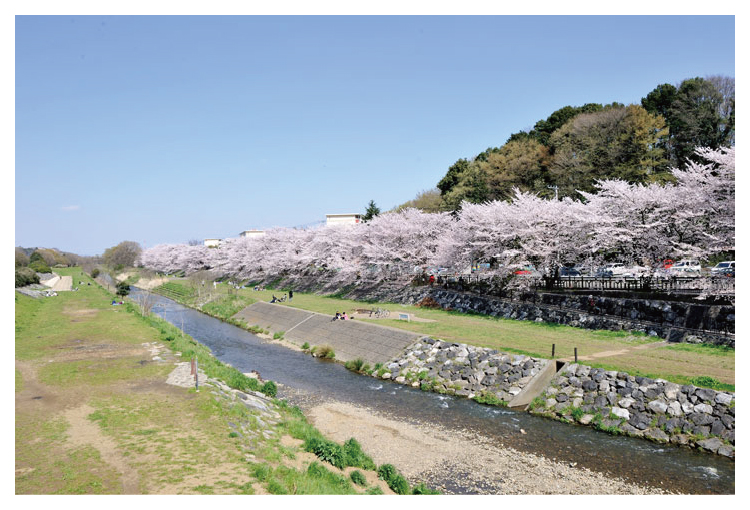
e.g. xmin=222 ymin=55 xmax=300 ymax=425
xmin=362 ymin=200 xmax=381 ymax=222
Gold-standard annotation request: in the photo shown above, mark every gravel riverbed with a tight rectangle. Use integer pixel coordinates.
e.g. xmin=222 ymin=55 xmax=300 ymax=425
xmin=283 ymin=389 xmax=671 ymax=495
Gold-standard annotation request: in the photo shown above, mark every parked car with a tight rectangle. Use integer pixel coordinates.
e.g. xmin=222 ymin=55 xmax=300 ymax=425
xmin=715 ymin=266 xmax=735 ymax=277
xmin=670 ymin=259 xmax=702 ymax=277
xmin=559 ymin=266 xmax=581 ymax=277
xmin=710 ymin=261 xmax=735 ymax=276
xmin=514 ymin=265 xmax=541 ymax=277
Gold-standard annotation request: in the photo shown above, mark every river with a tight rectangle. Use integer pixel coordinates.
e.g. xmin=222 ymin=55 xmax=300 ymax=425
xmin=134 ymin=288 xmax=734 ymax=494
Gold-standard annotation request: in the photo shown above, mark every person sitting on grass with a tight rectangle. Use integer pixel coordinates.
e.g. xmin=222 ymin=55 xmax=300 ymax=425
xmin=331 ymin=311 xmax=341 ymax=321
xmin=341 ymin=312 xmax=349 ymax=320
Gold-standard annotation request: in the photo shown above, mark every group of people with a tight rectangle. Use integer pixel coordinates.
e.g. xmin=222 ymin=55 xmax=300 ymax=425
xmin=270 ymin=290 xmax=293 ymax=303
xmin=331 ymin=311 xmax=351 ymax=321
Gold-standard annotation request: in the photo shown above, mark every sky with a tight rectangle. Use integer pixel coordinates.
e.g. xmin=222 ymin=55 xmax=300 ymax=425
xmin=14 ymin=13 xmax=736 ymax=256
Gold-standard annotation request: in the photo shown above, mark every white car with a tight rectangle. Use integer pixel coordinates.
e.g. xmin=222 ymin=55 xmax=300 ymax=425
xmin=710 ymin=261 xmax=735 ymax=275
xmin=670 ymin=260 xmax=702 ymax=277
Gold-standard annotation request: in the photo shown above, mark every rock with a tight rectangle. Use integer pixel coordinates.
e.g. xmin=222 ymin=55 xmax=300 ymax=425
xmin=579 ymin=414 xmax=595 ymax=425
xmin=648 ymin=400 xmax=668 ymax=414
xmin=546 ymin=398 xmax=557 ymax=408
xmin=717 ymin=445 xmax=734 ymax=458
xmin=663 ymin=383 xmax=681 ymax=400
xmin=696 ymin=437 xmax=724 ymax=453
xmin=618 ymin=397 xmax=635 ymax=409
xmin=681 ymin=402 xmax=694 ymax=414
xmin=644 ymin=428 xmax=670 ymax=442
xmin=690 ymin=413 xmax=714 ymax=426
xmin=695 ymin=388 xmax=717 ymax=402
xmin=611 ymin=407 xmax=630 ymax=420
xmin=582 ymin=380 xmax=598 ymax=391
xmin=715 ymin=392 xmax=733 ymax=405
xmin=667 ymin=401 xmax=683 ymax=417
xmin=671 ymin=434 xmax=690 ymax=446
xmin=381 ymin=372 xmax=392 ymax=380
xmin=694 ymin=403 xmax=713 ymax=415
xmin=394 ymin=376 xmax=406 ymax=384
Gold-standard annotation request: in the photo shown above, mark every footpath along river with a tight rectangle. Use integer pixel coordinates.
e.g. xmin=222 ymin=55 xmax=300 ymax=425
xmin=134 ymin=289 xmax=735 ymax=494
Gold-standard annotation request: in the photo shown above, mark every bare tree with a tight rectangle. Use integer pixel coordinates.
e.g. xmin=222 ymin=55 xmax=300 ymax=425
xmin=135 ymin=290 xmax=158 ymax=317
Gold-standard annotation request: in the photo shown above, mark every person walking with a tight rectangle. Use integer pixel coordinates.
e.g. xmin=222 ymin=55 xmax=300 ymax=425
xmin=289 ymin=289 xmax=293 ymax=301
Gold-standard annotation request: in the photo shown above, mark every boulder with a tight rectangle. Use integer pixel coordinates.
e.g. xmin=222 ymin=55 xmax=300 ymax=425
xmin=611 ymin=407 xmax=630 ymax=420
xmin=648 ymin=400 xmax=668 ymax=414
xmin=696 ymin=437 xmax=724 ymax=453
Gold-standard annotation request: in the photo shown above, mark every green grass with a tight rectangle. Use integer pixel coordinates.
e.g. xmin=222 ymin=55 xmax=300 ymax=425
xmin=201 ymin=294 xmax=256 ymax=320
xmin=17 ymin=267 xmax=390 ymax=495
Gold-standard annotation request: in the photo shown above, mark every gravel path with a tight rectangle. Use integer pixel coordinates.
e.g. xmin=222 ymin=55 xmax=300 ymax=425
xmin=300 ymin=398 xmax=670 ymax=495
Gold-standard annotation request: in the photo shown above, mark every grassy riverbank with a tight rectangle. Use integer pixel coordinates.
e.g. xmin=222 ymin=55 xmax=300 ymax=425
xmin=15 ymin=268 xmax=424 ymax=495
xmin=149 ymin=276 xmax=734 ymax=390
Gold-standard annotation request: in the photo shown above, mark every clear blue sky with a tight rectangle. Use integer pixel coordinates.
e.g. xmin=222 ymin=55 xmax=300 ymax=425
xmin=15 ymin=15 xmax=735 ymax=256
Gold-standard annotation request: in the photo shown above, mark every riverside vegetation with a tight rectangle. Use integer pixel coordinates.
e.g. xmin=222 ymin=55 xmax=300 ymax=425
xmin=16 ymin=267 xmax=437 ymax=495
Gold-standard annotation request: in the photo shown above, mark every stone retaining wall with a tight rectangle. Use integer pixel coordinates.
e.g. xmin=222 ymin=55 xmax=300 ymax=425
xmin=531 ymin=363 xmax=735 ymax=458
xmin=382 ymin=287 xmax=734 ymax=347
xmin=377 ymin=337 xmax=548 ymax=404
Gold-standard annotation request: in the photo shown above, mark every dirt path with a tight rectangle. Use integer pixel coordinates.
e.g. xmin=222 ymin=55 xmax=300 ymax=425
xmin=63 ymin=404 xmax=140 ymax=493
xmin=50 ymin=275 xmax=73 ymax=291
xmin=560 ymin=341 xmax=669 ymax=362
xmin=305 ymin=400 xmax=668 ymax=495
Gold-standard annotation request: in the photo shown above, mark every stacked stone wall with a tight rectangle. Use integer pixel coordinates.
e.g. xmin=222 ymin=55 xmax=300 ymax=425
xmin=378 ymin=337 xmax=547 ymax=404
xmin=378 ymin=287 xmax=734 ymax=347
xmin=532 ymin=363 xmax=735 ymax=458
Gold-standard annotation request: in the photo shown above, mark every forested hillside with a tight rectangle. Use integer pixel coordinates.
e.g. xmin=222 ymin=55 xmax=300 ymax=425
xmin=398 ymin=76 xmax=734 ymax=212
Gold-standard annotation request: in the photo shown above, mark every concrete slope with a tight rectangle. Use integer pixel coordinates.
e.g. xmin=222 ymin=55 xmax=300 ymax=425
xmin=508 ymin=360 xmax=562 ymax=409
xmin=233 ymin=302 xmax=420 ymax=365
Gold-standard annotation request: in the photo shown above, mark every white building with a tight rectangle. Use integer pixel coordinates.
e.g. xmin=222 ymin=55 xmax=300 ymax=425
xmin=326 ymin=213 xmax=362 ymax=226
xmin=239 ymin=230 xmax=265 ymax=238
xmin=204 ymin=238 xmax=221 ymax=247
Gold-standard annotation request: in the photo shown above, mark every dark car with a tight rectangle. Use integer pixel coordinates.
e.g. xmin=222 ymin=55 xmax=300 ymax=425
xmin=559 ymin=266 xmax=581 ymax=277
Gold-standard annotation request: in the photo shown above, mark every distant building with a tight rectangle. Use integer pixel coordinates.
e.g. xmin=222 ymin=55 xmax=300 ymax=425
xmin=239 ymin=230 xmax=265 ymax=238
xmin=326 ymin=213 xmax=362 ymax=226
xmin=204 ymin=238 xmax=221 ymax=247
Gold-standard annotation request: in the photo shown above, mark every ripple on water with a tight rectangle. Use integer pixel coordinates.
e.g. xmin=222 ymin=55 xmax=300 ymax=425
xmin=691 ymin=466 xmax=720 ymax=479
xmin=369 ymin=384 xmax=383 ymax=390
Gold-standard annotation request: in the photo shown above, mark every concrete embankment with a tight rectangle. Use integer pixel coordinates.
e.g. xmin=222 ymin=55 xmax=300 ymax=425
xmin=233 ymin=301 xmax=420 ymax=366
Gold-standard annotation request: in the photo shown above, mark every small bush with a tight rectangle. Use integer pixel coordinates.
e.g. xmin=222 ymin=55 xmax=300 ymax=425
xmin=261 ymin=380 xmax=277 ymax=397
xmin=301 ymin=342 xmax=310 ymax=350
xmin=343 ymin=438 xmax=376 ymax=470
xmin=305 ymin=437 xmax=346 ymax=470
xmin=411 ymin=482 xmax=441 ymax=495
xmin=273 ymin=331 xmax=285 ymax=340
xmin=473 ymin=392 xmax=503 ymax=406
xmin=365 ymin=486 xmax=383 ymax=495
xmin=349 ymin=470 xmax=367 ymax=486
xmin=316 ymin=345 xmax=335 ymax=359
xmin=377 ymin=463 xmax=410 ymax=494
xmin=344 ymin=358 xmax=365 ymax=372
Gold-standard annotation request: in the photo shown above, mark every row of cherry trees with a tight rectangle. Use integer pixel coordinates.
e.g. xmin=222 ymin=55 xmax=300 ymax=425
xmin=139 ymin=147 xmax=734 ymax=292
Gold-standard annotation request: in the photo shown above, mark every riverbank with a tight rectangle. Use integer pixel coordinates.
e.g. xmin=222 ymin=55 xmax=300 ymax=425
xmin=15 ymin=268 xmax=398 ymax=495
xmin=293 ymin=397 xmax=669 ymax=494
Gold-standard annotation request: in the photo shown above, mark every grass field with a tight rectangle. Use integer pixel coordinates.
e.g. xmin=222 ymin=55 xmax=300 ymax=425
xmin=15 ymin=268 xmax=400 ymax=495
xmin=152 ymin=277 xmax=734 ymax=388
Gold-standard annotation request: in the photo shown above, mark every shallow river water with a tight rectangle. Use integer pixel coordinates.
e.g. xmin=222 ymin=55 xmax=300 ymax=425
xmin=136 ymin=289 xmax=735 ymax=494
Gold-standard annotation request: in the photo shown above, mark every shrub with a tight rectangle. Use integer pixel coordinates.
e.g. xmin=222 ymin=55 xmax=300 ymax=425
xmin=273 ymin=331 xmax=285 ymax=340
xmin=473 ymin=392 xmax=503 ymax=406
xmin=349 ymin=470 xmax=367 ymax=486
xmin=28 ymin=260 xmax=52 ymax=274
xmin=365 ymin=486 xmax=383 ymax=495
xmin=261 ymin=381 xmax=277 ymax=397
xmin=411 ymin=482 xmax=441 ymax=495
xmin=343 ymin=438 xmax=375 ymax=470
xmin=305 ymin=437 xmax=346 ymax=470
xmin=91 ymin=268 xmax=100 ymax=278
xmin=344 ymin=358 xmax=365 ymax=372
xmin=15 ymin=267 xmax=39 ymax=287
xmin=316 ymin=345 xmax=335 ymax=359
xmin=301 ymin=342 xmax=310 ymax=350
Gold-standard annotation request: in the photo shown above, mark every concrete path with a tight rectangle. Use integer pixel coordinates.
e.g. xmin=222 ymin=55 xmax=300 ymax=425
xmin=50 ymin=275 xmax=73 ymax=291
